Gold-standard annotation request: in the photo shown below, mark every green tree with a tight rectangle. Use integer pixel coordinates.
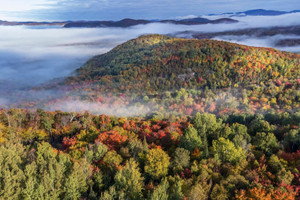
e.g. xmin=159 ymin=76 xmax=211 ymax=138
xmin=253 ymin=132 xmax=279 ymax=155
xmin=100 ymin=186 xmax=117 ymax=200
xmin=86 ymin=143 xmax=108 ymax=162
xmin=276 ymin=168 xmax=294 ymax=185
xmin=149 ymin=178 xmax=169 ymax=200
xmin=180 ymin=125 xmax=202 ymax=152
xmin=114 ymin=159 xmax=144 ymax=200
xmin=249 ymin=118 xmax=273 ymax=135
xmin=229 ymin=123 xmax=251 ymax=152
xmin=128 ymin=138 xmax=144 ymax=159
xmin=168 ymin=176 xmax=184 ymax=200
xmin=192 ymin=112 xmax=223 ymax=140
xmin=103 ymin=150 xmax=123 ymax=170
xmin=35 ymin=142 xmax=70 ymax=200
xmin=64 ymin=160 xmax=92 ymax=200
xmin=212 ymin=137 xmax=246 ymax=164
xmin=0 ymin=142 xmax=26 ymax=200
xmin=210 ymin=184 xmax=228 ymax=200
xmin=186 ymin=182 xmax=211 ymax=200
xmin=220 ymin=174 xmax=249 ymax=195
xmin=283 ymin=128 xmax=300 ymax=152
xmin=23 ymin=162 xmax=38 ymax=200
xmin=192 ymin=112 xmax=223 ymax=157
xmin=268 ymin=154 xmax=284 ymax=173
xmin=172 ymin=148 xmax=190 ymax=171
xmin=145 ymin=148 xmax=170 ymax=180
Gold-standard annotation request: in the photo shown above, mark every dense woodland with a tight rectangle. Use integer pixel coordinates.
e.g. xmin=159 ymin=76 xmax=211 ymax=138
xmin=1 ymin=35 xmax=300 ymax=199
xmin=0 ymin=109 xmax=299 ymax=199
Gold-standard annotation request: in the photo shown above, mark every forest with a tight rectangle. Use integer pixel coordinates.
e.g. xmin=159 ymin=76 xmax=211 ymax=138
xmin=0 ymin=34 xmax=299 ymax=199
xmin=0 ymin=109 xmax=299 ymax=199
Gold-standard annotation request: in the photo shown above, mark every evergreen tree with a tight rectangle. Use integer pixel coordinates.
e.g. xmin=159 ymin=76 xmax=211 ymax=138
xmin=172 ymin=147 xmax=190 ymax=171
xmin=212 ymin=137 xmax=246 ymax=164
xmin=149 ymin=178 xmax=169 ymax=200
xmin=114 ymin=159 xmax=144 ymax=200
xmin=253 ymin=132 xmax=279 ymax=155
xmin=180 ymin=125 xmax=202 ymax=152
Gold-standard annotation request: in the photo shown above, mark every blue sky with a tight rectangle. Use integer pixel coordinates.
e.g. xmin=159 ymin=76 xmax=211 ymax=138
xmin=0 ymin=0 xmax=299 ymax=21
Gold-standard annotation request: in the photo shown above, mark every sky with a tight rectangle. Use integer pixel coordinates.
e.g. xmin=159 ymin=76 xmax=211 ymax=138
xmin=0 ymin=0 xmax=299 ymax=21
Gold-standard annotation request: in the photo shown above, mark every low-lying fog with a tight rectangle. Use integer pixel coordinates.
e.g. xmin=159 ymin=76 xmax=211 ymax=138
xmin=0 ymin=13 xmax=299 ymax=110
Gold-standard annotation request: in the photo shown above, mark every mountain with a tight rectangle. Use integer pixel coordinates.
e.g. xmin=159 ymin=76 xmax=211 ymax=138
xmin=60 ymin=34 xmax=299 ymax=99
xmin=228 ymin=9 xmax=300 ymax=17
xmin=63 ymin=17 xmax=237 ymax=28
xmin=208 ymin=9 xmax=300 ymax=17
xmin=238 ymin=9 xmax=288 ymax=16
xmin=63 ymin=18 xmax=150 ymax=28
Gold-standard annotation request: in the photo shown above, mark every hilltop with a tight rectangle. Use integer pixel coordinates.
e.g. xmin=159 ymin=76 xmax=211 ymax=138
xmin=37 ymin=34 xmax=297 ymax=116
xmin=65 ymin=34 xmax=299 ymax=93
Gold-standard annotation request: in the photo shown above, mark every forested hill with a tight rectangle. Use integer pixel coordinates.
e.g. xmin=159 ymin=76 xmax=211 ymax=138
xmin=65 ymin=34 xmax=299 ymax=94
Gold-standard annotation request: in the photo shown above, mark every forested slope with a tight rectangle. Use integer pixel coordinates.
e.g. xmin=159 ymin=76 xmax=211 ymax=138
xmin=67 ymin=34 xmax=299 ymax=93
xmin=44 ymin=34 xmax=300 ymax=116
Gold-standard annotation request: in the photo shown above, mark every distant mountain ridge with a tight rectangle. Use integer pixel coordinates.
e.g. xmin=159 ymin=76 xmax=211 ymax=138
xmin=0 ymin=17 xmax=237 ymax=28
xmin=63 ymin=17 xmax=237 ymax=28
xmin=216 ymin=9 xmax=300 ymax=17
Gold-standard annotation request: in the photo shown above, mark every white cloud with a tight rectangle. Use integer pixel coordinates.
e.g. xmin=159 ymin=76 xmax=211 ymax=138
xmin=45 ymin=100 xmax=151 ymax=116
xmin=0 ymin=0 xmax=55 ymax=12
